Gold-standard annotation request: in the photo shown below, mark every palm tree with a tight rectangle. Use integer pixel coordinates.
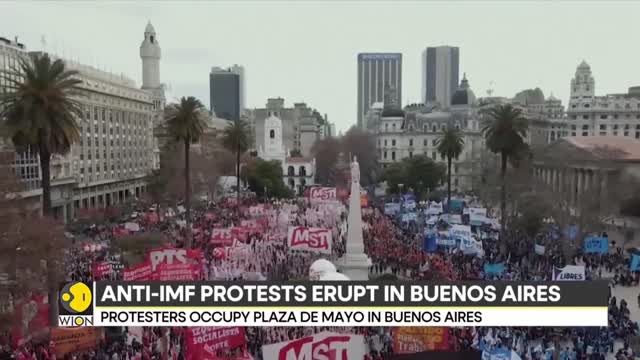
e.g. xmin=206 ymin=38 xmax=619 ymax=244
xmin=222 ymin=119 xmax=251 ymax=201
xmin=165 ymin=96 xmax=206 ymax=248
xmin=435 ymin=126 xmax=464 ymax=208
xmin=481 ymin=104 xmax=529 ymax=230
xmin=0 ymin=53 xmax=82 ymax=326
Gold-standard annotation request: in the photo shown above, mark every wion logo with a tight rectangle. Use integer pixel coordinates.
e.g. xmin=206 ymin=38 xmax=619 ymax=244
xmin=58 ymin=281 xmax=94 ymax=327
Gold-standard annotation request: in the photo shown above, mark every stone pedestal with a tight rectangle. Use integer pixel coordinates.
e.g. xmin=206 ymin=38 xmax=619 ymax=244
xmin=338 ymin=158 xmax=371 ymax=280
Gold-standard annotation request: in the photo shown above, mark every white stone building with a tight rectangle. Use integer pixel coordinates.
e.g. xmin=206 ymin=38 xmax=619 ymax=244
xmin=247 ymin=98 xmax=330 ymax=157
xmin=258 ymin=114 xmax=316 ymax=195
xmin=0 ymin=23 xmax=164 ymax=222
xmin=564 ymin=61 xmax=640 ymax=140
xmin=374 ymin=75 xmax=485 ymax=192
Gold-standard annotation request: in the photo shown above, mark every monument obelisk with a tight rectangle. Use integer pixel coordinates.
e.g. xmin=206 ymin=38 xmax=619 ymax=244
xmin=339 ymin=156 xmax=371 ymax=280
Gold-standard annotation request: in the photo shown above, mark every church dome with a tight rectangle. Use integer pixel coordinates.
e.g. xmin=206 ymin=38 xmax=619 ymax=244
xmin=577 ymin=60 xmax=590 ymax=70
xmin=381 ymin=108 xmax=405 ymax=117
xmin=145 ymin=21 xmax=156 ymax=34
xmin=451 ymin=73 xmax=476 ymax=106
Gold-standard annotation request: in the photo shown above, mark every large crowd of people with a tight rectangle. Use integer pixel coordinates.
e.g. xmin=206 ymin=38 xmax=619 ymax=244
xmin=3 ymin=190 xmax=640 ymax=360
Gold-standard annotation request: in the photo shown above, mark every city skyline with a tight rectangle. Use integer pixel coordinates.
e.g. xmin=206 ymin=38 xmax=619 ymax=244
xmin=2 ymin=1 xmax=640 ymax=132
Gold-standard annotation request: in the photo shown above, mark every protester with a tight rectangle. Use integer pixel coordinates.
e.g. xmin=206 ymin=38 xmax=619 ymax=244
xmin=8 ymin=193 xmax=640 ymax=360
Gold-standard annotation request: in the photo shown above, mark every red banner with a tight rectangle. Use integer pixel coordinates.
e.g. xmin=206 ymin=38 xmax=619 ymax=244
xmin=210 ymin=228 xmax=235 ymax=246
xmin=123 ymin=262 xmax=153 ymax=281
xmin=309 ymin=187 xmax=337 ymax=202
xmin=147 ymin=247 xmax=202 ymax=280
xmin=262 ymin=332 xmax=365 ymax=360
xmin=185 ymin=327 xmax=246 ymax=360
xmin=92 ymin=261 xmax=113 ymax=279
xmin=287 ymin=226 xmax=332 ymax=254
xmin=392 ymin=327 xmax=450 ymax=353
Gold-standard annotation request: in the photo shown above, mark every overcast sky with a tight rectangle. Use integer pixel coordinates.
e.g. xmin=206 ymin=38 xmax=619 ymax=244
xmin=1 ymin=1 xmax=639 ymax=132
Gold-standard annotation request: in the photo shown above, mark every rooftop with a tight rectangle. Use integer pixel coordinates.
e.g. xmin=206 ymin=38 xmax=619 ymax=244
xmin=565 ymin=136 xmax=640 ymax=161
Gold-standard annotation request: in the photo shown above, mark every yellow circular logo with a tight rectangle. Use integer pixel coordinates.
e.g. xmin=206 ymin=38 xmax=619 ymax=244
xmin=60 ymin=282 xmax=92 ymax=313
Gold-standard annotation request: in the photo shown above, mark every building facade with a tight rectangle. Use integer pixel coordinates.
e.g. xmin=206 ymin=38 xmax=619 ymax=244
xmin=209 ymin=65 xmax=242 ymax=121
xmin=422 ymin=46 xmax=459 ymax=108
xmin=0 ymin=23 xmax=165 ymax=222
xmin=258 ymin=114 xmax=315 ymax=195
xmin=374 ymin=76 xmax=485 ymax=192
xmin=248 ymin=98 xmax=327 ymax=156
xmin=564 ymin=61 xmax=640 ymax=140
xmin=357 ymin=53 xmax=402 ymax=128
xmin=533 ymin=136 xmax=640 ymax=210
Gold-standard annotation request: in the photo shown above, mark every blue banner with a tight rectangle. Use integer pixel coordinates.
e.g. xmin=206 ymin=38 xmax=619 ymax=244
xmin=631 ymin=254 xmax=640 ymax=271
xmin=423 ymin=233 xmax=437 ymax=253
xmin=481 ymin=348 xmax=513 ymax=360
xmin=483 ymin=263 xmax=505 ymax=275
xmin=448 ymin=199 xmax=464 ymax=213
xmin=565 ymin=225 xmax=578 ymax=241
xmin=583 ymin=236 xmax=609 ymax=254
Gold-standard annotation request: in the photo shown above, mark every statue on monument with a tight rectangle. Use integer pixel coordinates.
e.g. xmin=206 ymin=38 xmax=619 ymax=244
xmin=351 ymin=156 xmax=360 ymax=185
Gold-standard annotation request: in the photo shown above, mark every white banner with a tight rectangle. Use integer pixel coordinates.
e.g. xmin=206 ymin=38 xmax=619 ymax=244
xmin=309 ymin=187 xmax=337 ymax=203
xmin=124 ymin=222 xmax=140 ymax=232
xmin=450 ymin=224 xmax=472 ymax=240
xmin=287 ymin=226 xmax=332 ymax=254
xmin=552 ymin=265 xmax=585 ymax=281
xmin=459 ymin=237 xmax=484 ymax=257
xmin=426 ymin=202 xmax=444 ymax=215
xmin=262 ymin=332 xmax=366 ymax=360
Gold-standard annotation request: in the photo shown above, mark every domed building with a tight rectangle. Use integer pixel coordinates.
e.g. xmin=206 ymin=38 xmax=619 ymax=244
xmin=374 ymin=74 xmax=485 ymax=192
xmin=451 ymin=74 xmax=476 ymax=107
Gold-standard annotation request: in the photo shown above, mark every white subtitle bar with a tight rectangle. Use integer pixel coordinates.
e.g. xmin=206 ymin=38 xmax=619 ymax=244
xmin=93 ymin=308 xmax=607 ymax=327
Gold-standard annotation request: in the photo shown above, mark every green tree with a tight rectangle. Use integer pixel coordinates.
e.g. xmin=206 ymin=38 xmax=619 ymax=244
xmin=311 ymin=137 xmax=341 ymax=186
xmin=482 ymin=104 xmax=528 ymax=230
xmin=0 ymin=53 xmax=82 ymax=326
xmin=435 ymin=127 xmax=464 ymax=207
xmin=0 ymin=53 xmax=82 ymax=216
xmin=222 ymin=119 xmax=251 ymax=200
xmin=381 ymin=162 xmax=407 ymax=194
xmin=165 ymin=96 xmax=206 ymax=248
xmin=241 ymin=158 xmax=293 ymax=199
xmin=381 ymin=155 xmax=445 ymax=196
xmin=341 ymin=127 xmax=378 ymax=186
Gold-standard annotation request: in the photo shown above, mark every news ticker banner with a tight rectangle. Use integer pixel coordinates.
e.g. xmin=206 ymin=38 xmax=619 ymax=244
xmin=58 ymin=281 xmax=609 ymax=327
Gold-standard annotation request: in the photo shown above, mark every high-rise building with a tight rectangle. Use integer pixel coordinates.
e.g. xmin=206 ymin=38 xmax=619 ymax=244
xmin=422 ymin=46 xmax=459 ymax=107
xmin=209 ymin=65 xmax=243 ymax=121
xmin=357 ymin=53 xmax=402 ymax=128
